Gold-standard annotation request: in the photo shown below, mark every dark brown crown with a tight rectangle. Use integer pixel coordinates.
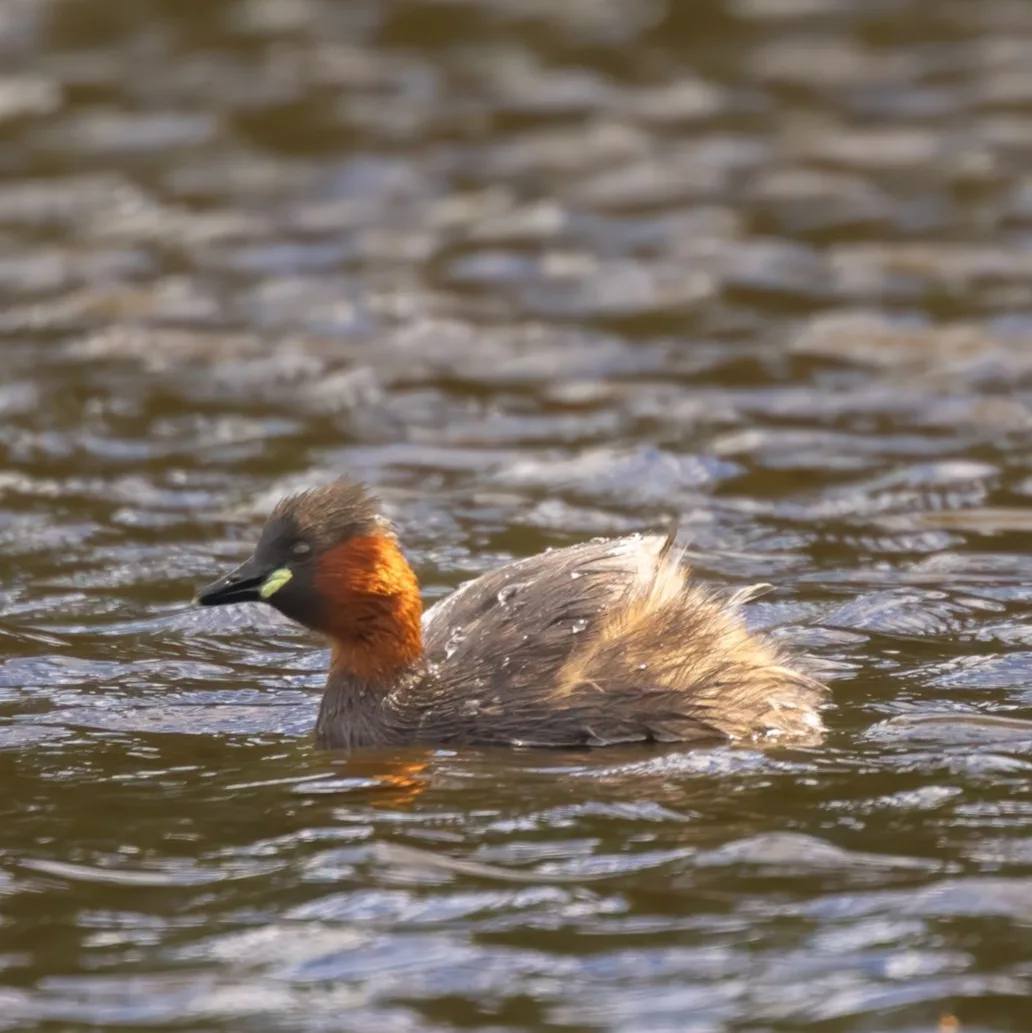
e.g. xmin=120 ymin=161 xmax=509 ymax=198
xmin=271 ymin=479 xmax=388 ymax=551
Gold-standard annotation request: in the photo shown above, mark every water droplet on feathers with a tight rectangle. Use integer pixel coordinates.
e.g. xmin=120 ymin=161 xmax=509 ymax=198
xmin=444 ymin=627 xmax=467 ymax=659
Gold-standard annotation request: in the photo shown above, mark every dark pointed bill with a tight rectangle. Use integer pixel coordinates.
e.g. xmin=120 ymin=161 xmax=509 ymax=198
xmin=194 ymin=555 xmax=272 ymax=606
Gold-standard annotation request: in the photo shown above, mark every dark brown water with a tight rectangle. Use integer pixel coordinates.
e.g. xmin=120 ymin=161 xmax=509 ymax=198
xmin=2 ymin=1 xmax=1032 ymax=1029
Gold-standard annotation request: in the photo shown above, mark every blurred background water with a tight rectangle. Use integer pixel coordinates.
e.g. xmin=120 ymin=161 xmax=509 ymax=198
xmin=1 ymin=0 xmax=1032 ymax=1029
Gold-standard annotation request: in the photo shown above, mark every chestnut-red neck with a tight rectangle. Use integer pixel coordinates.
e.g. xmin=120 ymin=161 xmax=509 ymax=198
xmin=313 ymin=534 xmax=423 ymax=684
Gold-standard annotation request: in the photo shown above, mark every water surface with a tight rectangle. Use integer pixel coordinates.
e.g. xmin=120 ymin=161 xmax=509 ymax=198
xmin=2 ymin=1 xmax=1032 ymax=1029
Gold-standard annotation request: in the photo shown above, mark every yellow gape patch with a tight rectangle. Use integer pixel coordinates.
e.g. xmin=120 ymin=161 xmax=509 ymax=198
xmin=260 ymin=567 xmax=293 ymax=599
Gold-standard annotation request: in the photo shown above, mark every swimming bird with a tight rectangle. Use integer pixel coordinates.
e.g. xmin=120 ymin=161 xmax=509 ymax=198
xmin=196 ymin=480 xmax=825 ymax=749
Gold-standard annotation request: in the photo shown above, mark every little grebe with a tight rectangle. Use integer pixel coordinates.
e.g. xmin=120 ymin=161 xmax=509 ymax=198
xmin=197 ymin=480 xmax=825 ymax=749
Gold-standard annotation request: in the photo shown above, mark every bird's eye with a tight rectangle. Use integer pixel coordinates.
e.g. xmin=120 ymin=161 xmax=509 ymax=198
xmin=291 ymin=540 xmax=311 ymax=557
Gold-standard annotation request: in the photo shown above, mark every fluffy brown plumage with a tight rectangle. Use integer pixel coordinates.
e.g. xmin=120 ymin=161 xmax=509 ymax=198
xmin=197 ymin=479 xmax=826 ymax=750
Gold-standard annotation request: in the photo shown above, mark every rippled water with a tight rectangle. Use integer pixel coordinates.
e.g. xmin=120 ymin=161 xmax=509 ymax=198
xmin=2 ymin=0 xmax=1032 ymax=1029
